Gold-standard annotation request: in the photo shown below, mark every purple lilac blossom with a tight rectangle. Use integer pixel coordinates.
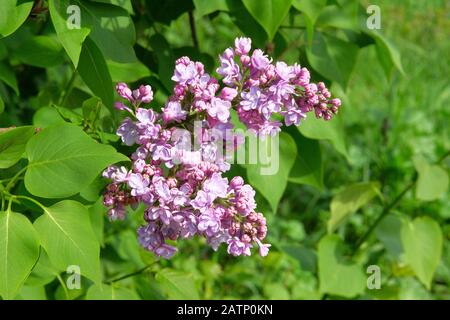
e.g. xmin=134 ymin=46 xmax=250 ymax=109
xmin=102 ymin=37 xmax=342 ymax=259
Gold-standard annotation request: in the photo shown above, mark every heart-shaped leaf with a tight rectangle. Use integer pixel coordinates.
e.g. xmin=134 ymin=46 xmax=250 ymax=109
xmin=25 ymin=123 xmax=128 ymax=198
xmin=298 ymin=113 xmax=348 ymax=159
xmin=33 ymin=200 xmax=101 ymax=283
xmin=318 ymin=235 xmax=366 ymax=297
xmin=413 ymin=155 xmax=449 ymax=201
xmin=401 ymin=216 xmax=443 ymax=289
xmin=328 ymin=181 xmax=381 ymax=232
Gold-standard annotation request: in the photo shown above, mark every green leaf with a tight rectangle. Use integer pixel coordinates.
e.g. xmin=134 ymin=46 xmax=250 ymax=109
xmin=0 ymin=0 xmax=34 ymax=38
xmin=15 ymin=286 xmax=47 ymax=300
xmin=289 ymin=131 xmax=323 ymax=190
xmin=75 ymin=0 xmax=136 ymax=63
xmin=292 ymin=0 xmax=326 ymax=24
xmin=226 ymin=0 xmax=267 ymax=48
xmin=413 ymin=155 xmax=449 ymax=201
xmin=315 ymin=2 xmax=359 ymax=30
xmin=194 ymin=0 xmax=228 ymax=16
xmin=318 ymin=235 xmax=366 ymax=298
xmin=0 ymin=96 xmax=4 ymax=114
xmin=401 ymin=216 xmax=443 ymax=289
xmin=25 ymin=123 xmax=128 ymax=198
xmin=0 ymin=209 xmax=40 ymax=300
xmin=246 ymin=132 xmax=297 ymax=212
xmin=279 ymin=244 xmax=317 ymax=272
xmin=107 ymin=60 xmax=151 ymax=82
xmin=110 ymin=229 xmax=147 ymax=269
xmin=0 ymin=126 xmax=35 ymax=169
xmin=263 ymin=283 xmax=290 ymax=299
xmin=88 ymin=199 xmax=105 ymax=247
xmin=48 ymin=0 xmax=91 ymax=67
xmin=81 ymin=97 xmax=103 ymax=120
xmin=86 ymin=283 xmax=140 ymax=300
xmin=292 ymin=0 xmax=326 ymax=44
xmin=0 ymin=41 xmax=7 ymax=60
xmin=306 ymin=32 xmax=359 ymax=90
xmin=33 ymin=200 xmax=101 ymax=283
xmin=32 ymin=106 xmax=66 ymax=128
xmin=375 ymin=215 xmax=403 ymax=258
xmin=89 ymin=0 xmax=134 ymax=14
xmin=53 ymin=105 xmax=83 ymax=125
xmin=328 ymin=181 xmax=381 ymax=232
xmin=242 ymin=0 xmax=293 ymax=40
xmin=291 ymin=273 xmax=321 ymax=300
xmin=80 ymin=175 xmax=107 ymax=202
xmin=25 ymin=250 xmax=58 ymax=287
xmin=399 ymin=277 xmax=432 ymax=300
xmin=155 ymin=269 xmax=199 ymax=300
xmin=14 ymin=35 xmax=65 ymax=68
xmin=78 ymin=37 xmax=114 ymax=110
xmin=0 ymin=61 xmax=19 ymax=95
xmin=367 ymin=31 xmax=404 ymax=78
xmin=298 ymin=114 xmax=348 ymax=158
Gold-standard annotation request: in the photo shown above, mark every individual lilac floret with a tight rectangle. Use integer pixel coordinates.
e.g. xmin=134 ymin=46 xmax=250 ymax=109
xmin=216 ymin=48 xmax=241 ymax=86
xmin=133 ymin=85 xmax=153 ymax=103
xmin=116 ymin=83 xmax=154 ymax=105
xmin=116 ymin=82 xmax=133 ymax=102
xmin=162 ymin=101 xmax=188 ymax=123
xmin=234 ymin=37 xmax=251 ymax=55
xmin=116 ymin=118 xmax=138 ymax=146
xmin=207 ymin=98 xmax=231 ymax=123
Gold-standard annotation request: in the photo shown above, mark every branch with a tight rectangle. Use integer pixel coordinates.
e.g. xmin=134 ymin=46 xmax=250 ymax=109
xmin=104 ymin=262 xmax=158 ymax=284
xmin=352 ymin=149 xmax=450 ymax=254
xmin=188 ymin=11 xmax=199 ymax=50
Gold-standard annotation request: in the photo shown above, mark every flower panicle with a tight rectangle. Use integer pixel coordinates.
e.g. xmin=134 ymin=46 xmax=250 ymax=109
xmin=102 ymin=37 xmax=341 ymax=259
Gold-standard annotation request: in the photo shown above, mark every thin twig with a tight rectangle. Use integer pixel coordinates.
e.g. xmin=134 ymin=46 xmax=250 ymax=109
xmin=352 ymin=176 xmax=416 ymax=253
xmin=352 ymin=149 xmax=450 ymax=254
xmin=58 ymin=70 xmax=77 ymax=107
xmin=188 ymin=11 xmax=199 ymax=50
xmin=105 ymin=262 xmax=157 ymax=284
xmin=4 ymin=166 xmax=28 ymax=192
xmin=0 ymin=126 xmax=16 ymax=133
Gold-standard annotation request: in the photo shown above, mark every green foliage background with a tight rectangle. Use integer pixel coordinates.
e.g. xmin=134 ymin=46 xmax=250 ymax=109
xmin=0 ymin=0 xmax=449 ymax=300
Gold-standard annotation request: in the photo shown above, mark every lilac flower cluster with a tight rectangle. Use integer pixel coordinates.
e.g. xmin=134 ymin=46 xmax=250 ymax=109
xmin=217 ymin=37 xmax=341 ymax=135
xmin=102 ymin=37 xmax=341 ymax=259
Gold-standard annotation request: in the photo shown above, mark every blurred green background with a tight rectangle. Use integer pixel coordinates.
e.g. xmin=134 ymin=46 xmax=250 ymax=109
xmin=0 ymin=0 xmax=449 ymax=300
